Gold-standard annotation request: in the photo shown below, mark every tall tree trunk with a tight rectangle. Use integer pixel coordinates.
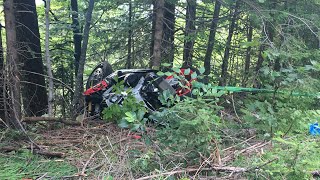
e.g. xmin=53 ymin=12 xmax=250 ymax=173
xmin=203 ymin=0 xmax=221 ymax=83
xmin=4 ymin=0 xmax=22 ymax=129
xmin=151 ymin=0 xmax=164 ymax=69
xmin=45 ymin=0 xmax=54 ymax=116
xmin=219 ymin=0 xmax=240 ymax=86
xmin=0 ymin=24 xmax=4 ymax=122
xmin=242 ymin=20 xmax=253 ymax=86
xmin=162 ymin=0 xmax=175 ymax=66
xmin=183 ymin=0 xmax=196 ymax=68
xmin=149 ymin=0 xmax=156 ymax=67
xmin=71 ymin=0 xmax=82 ymax=76
xmin=15 ymin=0 xmax=48 ymax=116
xmin=72 ymin=0 xmax=95 ymax=117
xmin=126 ymin=0 xmax=133 ymax=68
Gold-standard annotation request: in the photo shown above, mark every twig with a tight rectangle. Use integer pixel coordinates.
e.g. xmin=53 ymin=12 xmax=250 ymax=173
xmin=246 ymin=157 xmax=279 ymax=171
xmin=36 ymin=173 xmax=48 ymax=180
xmin=79 ymin=151 xmax=96 ymax=177
xmin=193 ymin=154 xmax=213 ymax=178
xmin=231 ymin=94 xmax=242 ymax=123
xmin=0 ymin=118 xmax=9 ymax=128
xmin=222 ymin=136 xmax=256 ymax=152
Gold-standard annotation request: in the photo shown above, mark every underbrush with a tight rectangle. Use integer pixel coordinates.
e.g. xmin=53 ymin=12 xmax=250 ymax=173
xmin=233 ymin=135 xmax=320 ymax=179
xmin=0 ymin=151 xmax=77 ymax=179
xmin=1 ymin=74 xmax=320 ymax=179
xmin=97 ymin=76 xmax=320 ymax=179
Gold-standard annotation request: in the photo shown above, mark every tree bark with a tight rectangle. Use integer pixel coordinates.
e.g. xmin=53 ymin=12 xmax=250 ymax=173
xmin=14 ymin=0 xmax=48 ymax=116
xmin=45 ymin=0 xmax=54 ymax=116
xmin=0 ymin=24 xmax=5 ymax=122
xmin=162 ymin=0 xmax=175 ymax=66
xmin=126 ymin=0 xmax=133 ymax=68
xmin=151 ymin=0 xmax=164 ymax=69
xmin=219 ymin=0 xmax=240 ymax=86
xmin=149 ymin=0 xmax=156 ymax=67
xmin=242 ymin=20 xmax=253 ymax=86
xmin=71 ymin=0 xmax=82 ymax=76
xmin=72 ymin=0 xmax=95 ymax=117
xmin=203 ymin=0 xmax=221 ymax=84
xmin=183 ymin=0 xmax=197 ymax=68
xmin=4 ymin=0 xmax=22 ymax=129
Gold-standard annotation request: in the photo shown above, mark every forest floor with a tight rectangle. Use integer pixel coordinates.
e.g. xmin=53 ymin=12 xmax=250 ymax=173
xmin=0 ymin=118 xmax=281 ymax=180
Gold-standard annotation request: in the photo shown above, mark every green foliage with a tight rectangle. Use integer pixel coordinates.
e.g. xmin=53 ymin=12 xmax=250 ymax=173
xmin=0 ymin=151 xmax=77 ymax=179
xmin=102 ymin=93 xmax=146 ymax=123
xmin=129 ymin=150 xmax=159 ymax=173
xmin=158 ymin=89 xmax=180 ymax=107
xmin=151 ymin=96 xmax=223 ymax=164
xmin=101 ymin=76 xmax=148 ymax=131
xmin=241 ymin=93 xmax=320 ymax=136
xmin=118 ymin=109 xmax=148 ymax=131
xmin=236 ymin=135 xmax=320 ymax=179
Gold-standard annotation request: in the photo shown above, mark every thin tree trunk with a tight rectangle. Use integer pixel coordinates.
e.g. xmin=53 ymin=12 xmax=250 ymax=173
xmin=15 ymin=0 xmax=48 ymax=116
xmin=253 ymin=2 xmax=275 ymax=88
xmin=151 ymin=0 xmax=164 ymax=69
xmin=242 ymin=20 xmax=253 ymax=86
xmin=219 ymin=0 xmax=240 ymax=86
xmin=203 ymin=0 xmax=221 ymax=83
xmin=183 ymin=0 xmax=196 ymax=68
xmin=4 ymin=0 xmax=22 ymax=129
xmin=126 ymin=0 xmax=133 ymax=68
xmin=45 ymin=0 xmax=54 ymax=116
xmin=162 ymin=0 xmax=175 ymax=66
xmin=72 ymin=0 xmax=95 ymax=117
xmin=71 ymin=0 xmax=82 ymax=76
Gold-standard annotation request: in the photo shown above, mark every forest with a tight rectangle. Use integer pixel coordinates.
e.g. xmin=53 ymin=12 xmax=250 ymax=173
xmin=0 ymin=0 xmax=320 ymax=179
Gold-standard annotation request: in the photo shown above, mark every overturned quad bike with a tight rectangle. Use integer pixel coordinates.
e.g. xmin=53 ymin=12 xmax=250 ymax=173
xmin=84 ymin=61 xmax=196 ymax=116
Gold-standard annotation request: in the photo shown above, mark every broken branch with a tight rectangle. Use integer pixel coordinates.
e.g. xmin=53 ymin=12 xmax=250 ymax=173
xmin=22 ymin=117 xmax=81 ymax=126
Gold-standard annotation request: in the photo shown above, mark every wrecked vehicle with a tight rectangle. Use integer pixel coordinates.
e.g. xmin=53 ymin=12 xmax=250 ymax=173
xmin=83 ymin=61 xmax=196 ymax=116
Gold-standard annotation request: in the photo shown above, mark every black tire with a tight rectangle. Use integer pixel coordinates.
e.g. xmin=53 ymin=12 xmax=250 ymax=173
xmin=86 ymin=61 xmax=113 ymax=117
xmin=86 ymin=61 xmax=113 ymax=90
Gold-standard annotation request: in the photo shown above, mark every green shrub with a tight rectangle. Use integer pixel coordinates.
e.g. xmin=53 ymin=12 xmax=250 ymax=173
xmin=151 ymin=96 xmax=223 ymax=165
xmin=240 ymin=135 xmax=320 ymax=179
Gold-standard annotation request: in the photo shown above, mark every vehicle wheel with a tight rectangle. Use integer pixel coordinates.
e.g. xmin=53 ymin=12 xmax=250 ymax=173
xmin=86 ymin=61 xmax=113 ymax=89
xmin=85 ymin=61 xmax=113 ymax=117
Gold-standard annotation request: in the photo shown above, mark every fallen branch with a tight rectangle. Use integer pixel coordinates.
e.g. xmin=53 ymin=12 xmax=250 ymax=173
xmin=78 ymin=151 xmax=96 ymax=177
xmin=0 ymin=145 xmax=65 ymax=158
xmin=33 ymin=149 xmax=65 ymax=158
xmin=0 ymin=146 xmax=20 ymax=152
xmin=38 ymin=139 xmax=83 ymax=146
xmin=23 ymin=117 xmax=81 ymax=126
xmin=136 ymin=166 xmax=246 ymax=180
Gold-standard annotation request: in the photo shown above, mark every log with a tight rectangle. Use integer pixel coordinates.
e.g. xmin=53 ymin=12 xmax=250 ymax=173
xmin=0 ymin=146 xmax=65 ymax=158
xmin=33 ymin=149 xmax=65 ymax=158
xmin=135 ymin=167 xmax=246 ymax=180
xmin=0 ymin=146 xmax=20 ymax=152
xmin=22 ymin=117 xmax=81 ymax=126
